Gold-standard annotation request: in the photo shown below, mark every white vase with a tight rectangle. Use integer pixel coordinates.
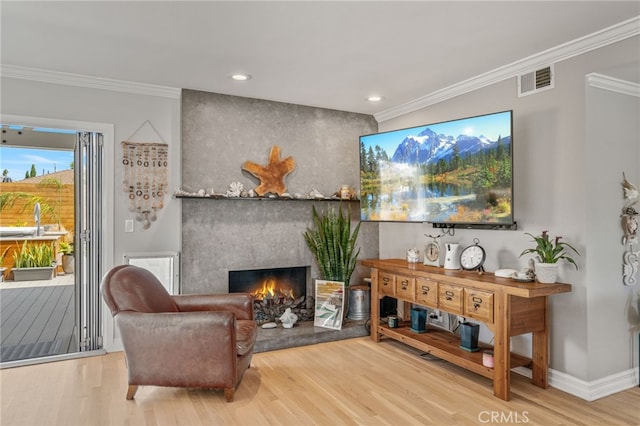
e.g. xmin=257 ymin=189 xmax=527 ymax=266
xmin=535 ymin=262 xmax=558 ymax=283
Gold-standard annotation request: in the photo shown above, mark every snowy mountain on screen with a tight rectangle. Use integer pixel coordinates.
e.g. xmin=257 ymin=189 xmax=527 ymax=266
xmin=390 ymin=127 xmax=510 ymax=164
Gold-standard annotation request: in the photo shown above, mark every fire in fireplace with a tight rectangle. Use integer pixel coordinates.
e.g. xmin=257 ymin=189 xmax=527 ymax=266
xmin=229 ymin=266 xmax=313 ymax=323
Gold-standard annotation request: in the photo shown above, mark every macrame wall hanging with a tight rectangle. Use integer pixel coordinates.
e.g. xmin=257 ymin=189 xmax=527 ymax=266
xmin=122 ymin=121 xmax=169 ymax=230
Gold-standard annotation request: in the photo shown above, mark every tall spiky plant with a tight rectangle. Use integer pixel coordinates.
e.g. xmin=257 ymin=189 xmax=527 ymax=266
xmin=303 ymin=205 xmax=361 ymax=286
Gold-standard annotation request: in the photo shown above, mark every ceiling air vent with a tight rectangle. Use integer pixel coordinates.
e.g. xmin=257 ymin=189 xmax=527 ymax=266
xmin=518 ymin=65 xmax=554 ymax=97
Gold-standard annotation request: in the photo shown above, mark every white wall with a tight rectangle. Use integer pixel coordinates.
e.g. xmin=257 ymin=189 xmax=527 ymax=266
xmin=585 ymin=78 xmax=640 ymax=381
xmin=377 ymin=36 xmax=640 ymax=387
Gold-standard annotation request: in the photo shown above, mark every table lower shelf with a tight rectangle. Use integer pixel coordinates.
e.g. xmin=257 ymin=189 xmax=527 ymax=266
xmin=378 ymin=323 xmax=532 ymax=379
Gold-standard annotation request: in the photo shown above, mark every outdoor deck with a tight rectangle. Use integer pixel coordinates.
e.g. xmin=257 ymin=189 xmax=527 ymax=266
xmin=0 ymin=274 xmax=77 ymax=362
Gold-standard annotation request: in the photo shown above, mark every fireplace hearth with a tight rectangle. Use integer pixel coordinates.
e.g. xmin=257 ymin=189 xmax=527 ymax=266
xmin=229 ymin=266 xmax=313 ymax=323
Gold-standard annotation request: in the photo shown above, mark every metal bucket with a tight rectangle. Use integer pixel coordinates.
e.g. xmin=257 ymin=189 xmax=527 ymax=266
xmin=347 ymin=285 xmax=371 ymax=320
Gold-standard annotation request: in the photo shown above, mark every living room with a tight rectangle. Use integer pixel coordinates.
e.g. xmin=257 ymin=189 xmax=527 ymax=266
xmin=1 ymin=2 xmax=639 ymax=425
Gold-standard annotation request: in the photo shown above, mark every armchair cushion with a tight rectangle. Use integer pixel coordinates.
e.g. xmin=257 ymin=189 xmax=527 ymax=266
xmin=236 ymin=320 xmax=257 ymax=356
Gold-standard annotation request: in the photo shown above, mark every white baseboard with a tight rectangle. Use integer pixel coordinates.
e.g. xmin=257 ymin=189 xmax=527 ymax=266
xmin=512 ymin=366 xmax=639 ymax=401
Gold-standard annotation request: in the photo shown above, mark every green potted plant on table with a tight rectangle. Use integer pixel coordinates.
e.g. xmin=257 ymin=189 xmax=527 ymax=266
xmin=520 ymin=230 xmax=580 ymax=283
xmin=59 ymin=241 xmax=75 ymax=274
xmin=12 ymin=240 xmax=55 ymax=281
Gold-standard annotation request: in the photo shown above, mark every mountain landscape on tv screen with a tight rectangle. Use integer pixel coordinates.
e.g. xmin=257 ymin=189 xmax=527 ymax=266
xmin=390 ymin=127 xmax=511 ymax=165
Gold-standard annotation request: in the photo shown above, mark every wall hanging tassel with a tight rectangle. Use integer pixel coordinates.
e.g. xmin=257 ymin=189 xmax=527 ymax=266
xmin=122 ymin=121 xmax=168 ymax=230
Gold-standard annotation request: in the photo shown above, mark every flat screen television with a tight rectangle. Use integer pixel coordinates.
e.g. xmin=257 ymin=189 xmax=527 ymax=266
xmin=359 ymin=110 xmax=514 ymax=227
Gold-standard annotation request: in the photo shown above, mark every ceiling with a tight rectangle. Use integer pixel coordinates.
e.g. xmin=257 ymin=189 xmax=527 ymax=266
xmin=2 ymin=1 xmax=639 ymax=117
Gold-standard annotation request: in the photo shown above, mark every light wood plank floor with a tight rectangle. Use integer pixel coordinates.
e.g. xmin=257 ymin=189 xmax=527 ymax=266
xmin=1 ymin=337 xmax=638 ymax=426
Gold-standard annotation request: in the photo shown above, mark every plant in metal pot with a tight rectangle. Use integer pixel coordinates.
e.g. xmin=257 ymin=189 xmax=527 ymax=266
xmin=12 ymin=240 xmax=55 ymax=281
xmin=519 ymin=230 xmax=580 ymax=283
xmin=303 ymin=205 xmax=361 ymax=286
xmin=13 ymin=240 xmax=54 ymax=268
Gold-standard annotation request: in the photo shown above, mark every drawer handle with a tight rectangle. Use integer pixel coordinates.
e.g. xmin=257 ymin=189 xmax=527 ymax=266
xmin=401 ymin=280 xmax=409 ymax=290
xmin=445 ymin=290 xmax=454 ymax=300
xmin=421 ymin=285 xmax=430 ymax=294
xmin=382 ymin=277 xmax=390 ymax=285
xmin=472 ymin=296 xmax=483 ymax=304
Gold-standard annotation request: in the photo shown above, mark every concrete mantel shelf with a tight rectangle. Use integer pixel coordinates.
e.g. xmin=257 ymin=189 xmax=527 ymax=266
xmin=175 ymin=194 xmax=359 ymax=202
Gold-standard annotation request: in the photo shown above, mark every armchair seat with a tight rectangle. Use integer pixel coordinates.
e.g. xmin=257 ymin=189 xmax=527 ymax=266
xmin=101 ymin=264 xmax=256 ymax=402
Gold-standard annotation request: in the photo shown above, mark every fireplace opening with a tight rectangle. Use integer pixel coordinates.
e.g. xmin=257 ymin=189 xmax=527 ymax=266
xmin=229 ymin=266 xmax=313 ymax=323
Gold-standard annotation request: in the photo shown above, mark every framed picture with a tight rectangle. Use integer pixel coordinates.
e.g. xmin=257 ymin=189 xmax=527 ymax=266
xmin=314 ymin=279 xmax=345 ymax=330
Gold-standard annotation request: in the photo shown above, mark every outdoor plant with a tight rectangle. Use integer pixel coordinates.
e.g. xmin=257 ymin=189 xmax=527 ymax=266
xmin=12 ymin=240 xmax=54 ymax=268
xmin=59 ymin=241 xmax=74 ymax=255
xmin=0 ymin=246 xmax=10 ymax=265
xmin=303 ymin=205 xmax=361 ymax=285
xmin=520 ymin=230 xmax=580 ymax=269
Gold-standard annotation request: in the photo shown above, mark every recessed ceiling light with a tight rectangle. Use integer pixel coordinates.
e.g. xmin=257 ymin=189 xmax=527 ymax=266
xmin=230 ymin=73 xmax=252 ymax=81
xmin=367 ymin=95 xmax=383 ymax=102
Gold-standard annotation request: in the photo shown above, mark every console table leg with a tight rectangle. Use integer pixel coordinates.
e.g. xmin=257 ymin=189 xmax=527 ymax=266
xmin=493 ymin=292 xmax=511 ymax=400
xmin=532 ymin=296 xmax=549 ymax=388
xmin=370 ymin=268 xmax=381 ymax=343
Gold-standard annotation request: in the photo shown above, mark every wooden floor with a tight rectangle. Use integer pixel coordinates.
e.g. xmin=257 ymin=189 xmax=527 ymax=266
xmin=0 ymin=282 xmax=76 ymax=362
xmin=1 ymin=337 xmax=638 ymax=426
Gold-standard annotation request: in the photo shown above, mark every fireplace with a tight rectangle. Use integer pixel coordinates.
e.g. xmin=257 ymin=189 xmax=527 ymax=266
xmin=229 ymin=266 xmax=313 ymax=323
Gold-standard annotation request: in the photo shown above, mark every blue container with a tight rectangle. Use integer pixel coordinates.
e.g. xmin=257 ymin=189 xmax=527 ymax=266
xmin=410 ymin=308 xmax=427 ymax=333
xmin=459 ymin=322 xmax=480 ymax=352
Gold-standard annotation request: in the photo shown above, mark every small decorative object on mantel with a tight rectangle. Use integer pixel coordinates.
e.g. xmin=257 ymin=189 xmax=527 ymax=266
xmin=241 ymin=145 xmax=296 ymax=196
xmin=621 ymin=172 xmax=639 ymax=285
xmin=122 ymin=120 xmax=168 ymax=230
xmin=519 ymin=230 xmax=580 ymax=283
xmin=225 ymin=181 xmax=244 ymax=198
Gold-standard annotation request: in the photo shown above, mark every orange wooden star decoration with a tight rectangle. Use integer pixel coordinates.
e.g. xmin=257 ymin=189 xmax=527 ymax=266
xmin=242 ymin=145 xmax=296 ymax=196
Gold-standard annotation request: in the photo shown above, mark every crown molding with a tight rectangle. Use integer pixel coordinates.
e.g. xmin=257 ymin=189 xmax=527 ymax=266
xmin=1 ymin=65 xmax=181 ymax=99
xmin=586 ymin=73 xmax=640 ymax=97
xmin=375 ymin=16 xmax=640 ymax=123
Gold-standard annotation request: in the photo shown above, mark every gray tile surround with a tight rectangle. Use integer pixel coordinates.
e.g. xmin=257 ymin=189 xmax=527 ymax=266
xmin=181 ymin=90 xmax=379 ymax=295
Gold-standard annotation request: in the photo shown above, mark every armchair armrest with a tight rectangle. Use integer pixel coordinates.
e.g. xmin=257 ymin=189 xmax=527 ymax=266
xmin=173 ymin=293 xmax=254 ymax=320
xmin=115 ymin=310 xmax=238 ymax=388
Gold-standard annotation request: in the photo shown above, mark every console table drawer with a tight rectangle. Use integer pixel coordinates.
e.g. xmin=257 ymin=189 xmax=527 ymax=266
xmin=464 ymin=289 xmax=494 ymax=323
xmin=396 ymin=275 xmax=415 ymax=301
xmin=438 ymin=283 xmax=463 ymax=314
xmin=379 ymin=272 xmax=396 ymax=296
xmin=416 ymin=277 xmax=437 ymax=307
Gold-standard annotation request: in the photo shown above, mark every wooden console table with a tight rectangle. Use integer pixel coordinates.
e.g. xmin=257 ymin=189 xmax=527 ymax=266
xmin=362 ymin=259 xmax=571 ymax=401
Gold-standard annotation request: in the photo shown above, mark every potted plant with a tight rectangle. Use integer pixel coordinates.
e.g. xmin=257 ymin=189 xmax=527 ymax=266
xmin=0 ymin=246 xmax=10 ymax=282
xmin=303 ymin=205 xmax=361 ymax=286
xmin=520 ymin=230 xmax=580 ymax=283
xmin=59 ymin=241 xmax=75 ymax=274
xmin=12 ymin=240 xmax=55 ymax=281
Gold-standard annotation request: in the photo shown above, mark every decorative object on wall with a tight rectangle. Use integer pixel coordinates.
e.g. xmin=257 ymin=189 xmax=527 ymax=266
xmin=241 ymin=145 xmax=296 ymax=196
xmin=621 ymin=172 xmax=639 ymax=286
xmin=122 ymin=121 xmax=169 ymax=230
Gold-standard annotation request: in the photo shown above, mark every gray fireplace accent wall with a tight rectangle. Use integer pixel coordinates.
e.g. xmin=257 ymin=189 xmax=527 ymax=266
xmin=181 ymin=90 xmax=379 ymax=294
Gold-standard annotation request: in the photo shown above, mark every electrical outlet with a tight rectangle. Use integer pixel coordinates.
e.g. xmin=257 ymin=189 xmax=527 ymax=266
xmin=457 ymin=315 xmax=466 ymax=324
xmin=427 ymin=308 xmax=449 ymax=330
xmin=125 ymin=219 xmax=134 ymax=233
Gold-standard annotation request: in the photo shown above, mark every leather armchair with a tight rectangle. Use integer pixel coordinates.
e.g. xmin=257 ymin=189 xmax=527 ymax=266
xmin=101 ymin=264 xmax=257 ymax=402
